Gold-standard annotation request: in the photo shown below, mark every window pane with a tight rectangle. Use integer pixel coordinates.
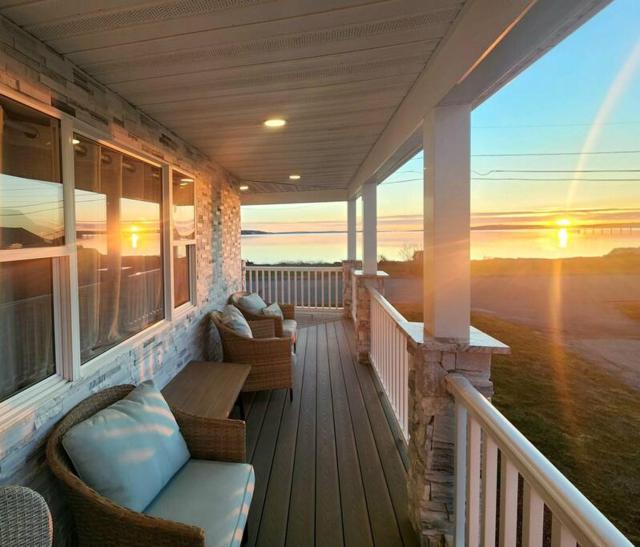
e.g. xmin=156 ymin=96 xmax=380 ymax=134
xmin=172 ymin=171 xmax=195 ymax=241
xmin=74 ymin=136 xmax=164 ymax=363
xmin=0 ymin=258 xmax=55 ymax=402
xmin=173 ymin=244 xmax=190 ymax=308
xmin=0 ymin=95 xmax=63 ymax=249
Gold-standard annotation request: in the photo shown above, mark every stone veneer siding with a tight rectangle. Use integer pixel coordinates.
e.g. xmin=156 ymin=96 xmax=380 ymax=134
xmin=0 ymin=15 xmax=242 ymax=545
xmin=352 ymin=271 xmax=387 ymax=364
xmin=407 ymin=344 xmax=496 ymax=546
xmin=341 ymin=260 xmax=361 ymax=319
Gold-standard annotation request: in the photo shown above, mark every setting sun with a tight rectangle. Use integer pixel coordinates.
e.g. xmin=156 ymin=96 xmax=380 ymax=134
xmin=556 ymin=218 xmax=571 ymax=227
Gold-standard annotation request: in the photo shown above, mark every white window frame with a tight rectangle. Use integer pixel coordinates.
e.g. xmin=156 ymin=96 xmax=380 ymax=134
xmin=0 ymin=86 xmax=202 ymax=426
xmin=71 ymin=126 xmax=174 ymax=378
xmin=0 ymin=87 xmax=77 ymax=423
xmin=168 ymin=166 xmax=197 ymax=319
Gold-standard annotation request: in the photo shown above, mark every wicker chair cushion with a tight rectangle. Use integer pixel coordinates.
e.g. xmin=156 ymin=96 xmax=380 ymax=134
xmin=207 ymin=319 xmax=224 ymax=362
xmin=283 ymin=319 xmax=297 ymax=341
xmin=237 ymin=292 xmax=267 ymax=314
xmin=61 ymin=381 xmax=190 ymax=512
xmin=262 ymin=302 xmax=283 ymax=319
xmin=144 ymin=460 xmax=254 ymax=547
xmin=220 ymin=305 xmax=253 ymax=338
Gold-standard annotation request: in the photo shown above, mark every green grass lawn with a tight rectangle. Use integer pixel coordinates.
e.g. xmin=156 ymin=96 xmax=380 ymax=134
xmin=471 ymin=312 xmax=640 ymax=543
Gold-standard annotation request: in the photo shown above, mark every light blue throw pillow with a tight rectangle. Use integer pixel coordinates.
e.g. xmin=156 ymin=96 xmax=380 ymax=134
xmin=62 ymin=381 xmax=190 ymax=512
xmin=262 ymin=302 xmax=283 ymax=319
xmin=237 ymin=292 xmax=267 ymax=315
xmin=221 ymin=304 xmax=253 ymax=338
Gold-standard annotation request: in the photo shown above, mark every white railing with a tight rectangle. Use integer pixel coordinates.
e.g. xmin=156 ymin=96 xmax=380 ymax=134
xmin=446 ymin=374 xmax=632 ymax=547
xmin=245 ymin=266 xmax=343 ymax=309
xmin=369 ymin=288 xmax=410 ymax=441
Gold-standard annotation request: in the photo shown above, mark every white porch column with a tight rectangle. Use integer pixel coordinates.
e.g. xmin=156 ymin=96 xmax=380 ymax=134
xmin=362 ymin=183 xmax=377 ymax=275
xmin=347 ymin=198 xmax=357 ymax=260
xmin=423 ymin=104 xmax=471 ymax=342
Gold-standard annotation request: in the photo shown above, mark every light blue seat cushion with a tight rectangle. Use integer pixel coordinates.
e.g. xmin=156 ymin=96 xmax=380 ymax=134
xmin=237 ymin=292 xmax=267 ymax=315
xmin=144 ymin=460 xmax=254 ymax=547
xmin=262 ymin=302 xmax=283 ymax=319
xmin=221 ymin=305 xmax=253 ymax=338
xmin=62 ymin=381 xmax=190 ymax=512
xmin=283 ymin=319 xmax=297 ymax=341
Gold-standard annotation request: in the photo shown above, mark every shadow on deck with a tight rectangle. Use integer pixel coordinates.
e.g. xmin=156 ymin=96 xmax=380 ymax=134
xmin=240 ymin=313 xmax=418 ymax=547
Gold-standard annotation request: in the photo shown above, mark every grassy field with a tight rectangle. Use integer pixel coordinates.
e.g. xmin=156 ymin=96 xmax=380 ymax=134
xmin=394 ymin=303 xmax=640 ymax=542
xmin=377 ymin=251 xmax=640 ymax=278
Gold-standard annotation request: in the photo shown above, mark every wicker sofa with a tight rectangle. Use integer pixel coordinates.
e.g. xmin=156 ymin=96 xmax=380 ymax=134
xmin=228 ymin=291 xmax=297 ymax=347
xmin=47 ymin=385 xmax=251 ymax=547
xmin=211 ymin=313 xmax=294 ymax=400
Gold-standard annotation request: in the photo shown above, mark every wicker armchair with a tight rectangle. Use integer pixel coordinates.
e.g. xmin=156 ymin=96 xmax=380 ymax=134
xmin=0 ymin=486 xmax=53 ymax=547
xmin=211 ymin=313 xmax=294 ymax=400
xmin=228 ymin=291 xmax=296 ymax=343
xmin=46 ymin=385 xmax=246 ymax=547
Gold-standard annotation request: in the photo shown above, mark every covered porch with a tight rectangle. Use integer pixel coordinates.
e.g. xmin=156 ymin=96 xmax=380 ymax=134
xmin=0 ymin=0 xmax=633 ymax=546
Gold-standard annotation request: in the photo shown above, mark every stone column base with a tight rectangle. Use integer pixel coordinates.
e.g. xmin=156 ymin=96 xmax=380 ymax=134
xmin=407 ymin=334 xmax=507 ymax=546
xmin=342 ymin=260 xmax=361 ymax=319
xmin=352 ymin=269 xmax=388 ymax=364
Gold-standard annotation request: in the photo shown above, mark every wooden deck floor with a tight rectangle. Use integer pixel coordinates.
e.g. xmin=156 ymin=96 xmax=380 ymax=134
xmin=240 ymin=314 xmax=418 ymax=547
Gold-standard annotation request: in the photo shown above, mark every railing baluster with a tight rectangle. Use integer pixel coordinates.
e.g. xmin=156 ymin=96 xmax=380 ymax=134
xmin=523 ymin=481 xmax=544 ymax=547
xmin=321 ymin=271 xmax=325 ymax=307
xmin=551 ymin=516 xmax=577 ymax=547
xmin=499 ymin=456 xmax=518 ymax=547
xmin=467 ymin=417 xmax=481 ymax=547
xmin=482 ymin=434 xmax=498 ymax=547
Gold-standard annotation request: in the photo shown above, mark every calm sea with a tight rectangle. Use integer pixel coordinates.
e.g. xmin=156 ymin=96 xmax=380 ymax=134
xmin=241 ymin=227 xmax=640 ymax=264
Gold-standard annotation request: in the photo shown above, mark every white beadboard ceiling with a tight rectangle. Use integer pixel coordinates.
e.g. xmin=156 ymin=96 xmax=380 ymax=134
xmin=0 ymin=0 xmax=466 ymax=194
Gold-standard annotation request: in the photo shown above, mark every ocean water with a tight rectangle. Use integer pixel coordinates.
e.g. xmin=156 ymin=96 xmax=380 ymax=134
xmin=241 ymin=227 xmax=640 ymax=264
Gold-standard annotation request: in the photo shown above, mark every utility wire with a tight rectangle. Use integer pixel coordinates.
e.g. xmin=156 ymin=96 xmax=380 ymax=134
xmin=472 ymin=150 xmax=640 ymax=157
xmin=472 ymin=169 xmax=640 ymax=176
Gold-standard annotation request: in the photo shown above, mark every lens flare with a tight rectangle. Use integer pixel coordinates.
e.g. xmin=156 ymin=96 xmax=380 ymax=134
xmin=566 ymin=39 xmax=640 ymax=209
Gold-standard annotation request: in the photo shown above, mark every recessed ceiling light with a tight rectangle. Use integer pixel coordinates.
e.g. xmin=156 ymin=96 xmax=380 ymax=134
xmin=239 ymin=185 xmax=249 ymax=191
xmin=289 ymin=174 xmax=301 ymax=180
xmin=264 ymin=118 xmax=286 ymax=128
xmin=72 ymin=138 xmax=80 ymax=145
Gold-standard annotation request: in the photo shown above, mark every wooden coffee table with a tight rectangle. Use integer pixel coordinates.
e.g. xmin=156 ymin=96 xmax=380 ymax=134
xmin=163 ymin=361 xmax=251 ymax=420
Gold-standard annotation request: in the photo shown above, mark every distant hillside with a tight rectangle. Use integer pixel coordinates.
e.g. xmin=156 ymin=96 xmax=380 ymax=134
xmin=241 ymin=229 xmax=270 ymax=235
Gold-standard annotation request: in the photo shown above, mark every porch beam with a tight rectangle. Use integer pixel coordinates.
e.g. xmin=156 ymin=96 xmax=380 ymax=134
xmin=362 ymin=183 xmax=377 ymax=275
xmin=423 ymin=104 xmax=471 ymax=342
xmin=241 ymin=188 xmax=347 ymax=205
xmin=347 ymin=0 xmax=609 ymax=199
xmin=347 ymin=198 xmax=357 ymax=261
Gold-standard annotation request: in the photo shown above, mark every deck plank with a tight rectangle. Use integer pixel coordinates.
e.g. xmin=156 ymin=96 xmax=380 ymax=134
xmin=255 ymin=328 xmax=308 ymax=547
xmin=246 ymin=315 xmax=417 ymax=547
xmin=247 ymin=387 xmax=287 ymax=546
xmin=326 ymin=321 xmax=374 ymax=547
xmin=246 ymin=390 xmax=271 ymax=461
xmin=315 ymin=323 xmax=344 ymax=547
xmin=285 ymin=324 xmax=317 ymax=547
xmin=340 ymin=319 xmax=419 ymax=547
xmin=334 ymin=320 xmax=403 ymax=547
